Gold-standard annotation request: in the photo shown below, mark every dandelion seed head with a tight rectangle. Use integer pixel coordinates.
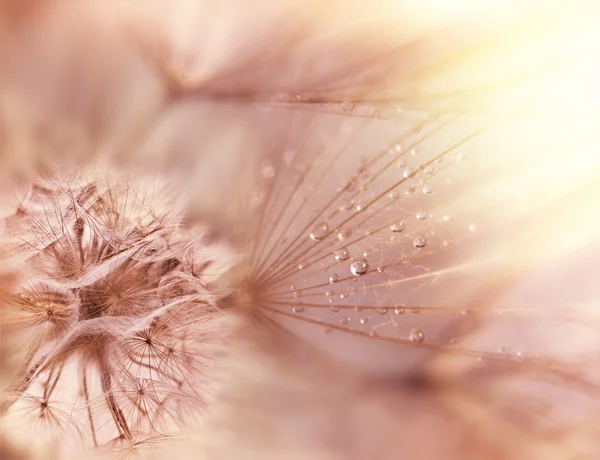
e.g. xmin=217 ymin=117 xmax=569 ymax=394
xmin=0 ymin=168 xmax=236 ymax=453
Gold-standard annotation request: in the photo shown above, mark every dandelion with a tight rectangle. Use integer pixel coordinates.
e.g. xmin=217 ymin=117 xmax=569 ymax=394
xmin=0 ymin=170 xmax=235 ymax=453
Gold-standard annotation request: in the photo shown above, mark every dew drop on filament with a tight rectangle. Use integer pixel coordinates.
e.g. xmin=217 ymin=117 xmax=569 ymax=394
xmin=390 ymin=221 xmax=405 ymax=233
xmin=337 ymin=228 xmax=352 ymax=240
xmin=310 ymin=221 xmax=329 ymax=241
xmin=350 ymin=258 xmax=369 ymax=276
xmin=413 ymin=237 xmax=427 ymax=248
xmin=409 ymin=328 xmax=425 ymax=342
xmin=334 ymin=248 xmax=350 ymax=261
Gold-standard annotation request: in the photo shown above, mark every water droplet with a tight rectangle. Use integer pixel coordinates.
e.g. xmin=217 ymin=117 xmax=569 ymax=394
xmin=403 ymin=168 xmax=415 ymax=178
xmin=339 ymin=292 xmax=349 ymax=299
xmin=360 ymin=318 xmax=369 ymax=325
xmin=415 ymin=211 xmax=427 ymax=220
xmin=394 ymin=143 xmax=403 ymax=152
xmin=376 ymin=266 xmax=385 ymax=273
xmin=442 ymin=214 xmax=451 ymax=222
xmin=355 ymin=202 xmax=366 ymax=212
xmin=369 ymin=331 xmax=378 ymax=337
xmin=409 ymin=328 xmax=425 ymax=342
xmin=290 ymin=285 xmax=296 ymax=291
xmin=388 ymin=190 xmax=400 ymax=199
xmin=409 ymin=149 xmax=417 ymax=156
xmin=339 ymin=316 xmax=351 ymax=325
xmin=422 ymin=185 xmax=432 ymax=194
xmin=340 ymin=201 xmax=354 ymax=212
xmin=394 ymin=307 xmax=405 ymax=315
xmin=341 ymin=101 xmax=355 ymax=113
xmin=350 ymin=258 xmax=369 ymax=276
xmin=396 ymin=158 xmax=407 ymax=167
xmin=310 ymin=222 xmax=329 ymax=241
xmin=413 ymin=237 xmax=427 ymax=248
xmin=298 ymin=263 xmax=305 ymax=270
xmin=424 ymin=165 xmax=434 ymax=175
xmin=390 ymin=221 xmax=405 ymax=233
xmin=325 ymin=291 xmax=333 ymax=297
xmin=329 ymin=306 xmax=340 ymax=313
xmin=261 ymin=163 xmax=276 ymax=179
xmin=469 ymin=223 xmax=478 ymax=233
xmin=337 ymin=228 xmax=352 ymax=240
xmin=329 ymin=274 xmax=339 ymax=284
xmin=375 ymin=307 xmax=388 ymax=315
xmin=292 ymin=306 xmax=305 ymax=314
xmin=334 ymin=249 xmax=350 ymax=261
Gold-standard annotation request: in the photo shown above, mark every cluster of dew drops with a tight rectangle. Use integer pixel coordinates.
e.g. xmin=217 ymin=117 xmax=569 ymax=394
xmin=256 ymin=135 xmax=480 ymax=347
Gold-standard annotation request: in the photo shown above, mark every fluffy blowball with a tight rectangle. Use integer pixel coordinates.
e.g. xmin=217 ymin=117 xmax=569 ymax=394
xmin=0 ymin=169 xmax=237 ymax=456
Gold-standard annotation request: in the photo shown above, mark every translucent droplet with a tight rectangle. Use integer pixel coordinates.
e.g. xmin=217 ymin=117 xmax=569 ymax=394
xmin=355 ymin=202 xmax=366 ymax=212
xmin=394 ymin=307 xmax=405 ymax=315
xmin=334 ymin=249 xmax=350 ymax=261
xmin=390 ymin=221 xmax=405 ymax=233
xmin=359 ymin=318 xmax=369 ymax=325
xmin=329 ymin=274 xmax=339 ymax=284
xmin=337 ymin=228 xmax=352 ymax=240
xmin=340 ymin=316 xmax=351 ymax=325
xmin=409 ymin=327 xmax=425 ymax=342
xmin=415 ymin=211 xmax=427 ymax=220
xmin=350 ymin=258 xmax=369 ymax=276
xmin=375 ymin=307 xmax=388 ymax=315
xmin=290 ymin=285 xmax=296 ymax=291
xmin=422 ymin=185 xmax=432 ymax=194
xmin=403 ymin=168 xmax=415 ymax=178
xmin=261 ymin=163 xmax=276 ymax=179
xmin=388 ymin=190 xmax=400 ymax=199
xmin=394 ymin=143 xmax=402 ymax=152
xmin=339 ymin=292 xmax=349 ymax=299
xmin=298 ymin=263 xmax=305 ymax=270
xmin=397 ymin=158 xmax=407 ymax=167
xmin=325 ymin=291 xmax=333 ymax=297
xmin=310 ymin=222 xmax=329 ymax=241
xmin=413 ymin=237 xmax=427 ymax=248
xmin=329 ymin=306 xmax=340 ymax=313
xmin=409 ymin=148 xmax=417 ymax=156
xmin=340 ymin=201 xmax=354 ymax=212
xmin=376 ymin=266 xmax=385 ymax=273
xmin=469 ymin=223 xmax=478 ymax=233
xmin=292 ymin=306 xmax=305 ymax=314
xmin=341 ymin=101 xmax=355 ymax=113
xmin=424 ymin=165 xmax=434 ymax=175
